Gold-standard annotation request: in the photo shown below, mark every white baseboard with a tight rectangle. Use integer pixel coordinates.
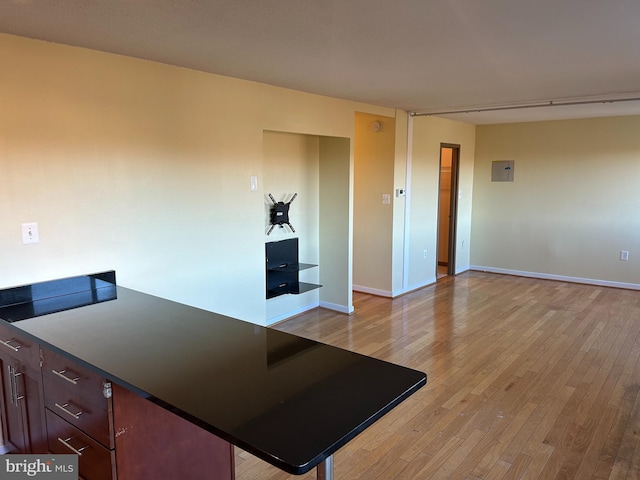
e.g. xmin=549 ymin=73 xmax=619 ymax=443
xmin=266 ymin=300 xmax=354 ymax=325
xmin=353 ymin=284 xmax=393 ymax=297
xmin=470 ymin=265 xmax=640 ymax=290
xmin=319 ymin=301 xmax=354 ymax=314
xmin=354 ymin=277 xmax=441 ymax=298
xmin=266 ymin=302 xmax=319 ymax=326
xmin=391 ymin=277 xmax=438 ymax=297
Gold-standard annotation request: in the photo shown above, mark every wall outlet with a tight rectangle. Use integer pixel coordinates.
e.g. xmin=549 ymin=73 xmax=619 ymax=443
xmin=21 ymin=222 xmax=39 ymax=244
xmin=620 ymin=250 xmax=629 ymax=261
xmin=423 ymin=249 xmax=428 ymax=259
xmin=382 ymin=193 xmax=391 ymax=204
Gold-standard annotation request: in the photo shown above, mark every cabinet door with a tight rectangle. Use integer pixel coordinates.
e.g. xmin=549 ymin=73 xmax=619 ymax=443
xmin=21 ymin=364 xmax=46 ymax=453
xmin=0 ymin=355 xmax=29 ymax=453
xmin=0 ymin=355 xmax=45 ymax=453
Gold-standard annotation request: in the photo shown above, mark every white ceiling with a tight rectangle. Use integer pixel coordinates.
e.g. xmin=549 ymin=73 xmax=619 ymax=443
xmin=2 ymin=0 xmax=640 ymax=124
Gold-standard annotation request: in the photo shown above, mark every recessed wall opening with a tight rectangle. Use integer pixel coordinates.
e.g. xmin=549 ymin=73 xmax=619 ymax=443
xmin=263 ymin=131 xmax=352 ymax=324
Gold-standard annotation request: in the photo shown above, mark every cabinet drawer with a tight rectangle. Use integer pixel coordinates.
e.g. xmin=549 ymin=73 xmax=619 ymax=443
xmin=46 ymin=409 xmax=114 ymax=480
xmin=42 ymin=348 xmax=109 ymax=409
xmin=43 ymin=375 xmax=112 ymax=448
xmin=0 ymin=322 xmax=40 ymax=370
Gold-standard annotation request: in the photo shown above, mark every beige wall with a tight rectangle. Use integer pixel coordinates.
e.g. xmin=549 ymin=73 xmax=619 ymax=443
xmin=9 ymin=32 xmax=635 ymax=326
xmin=471 ymin=116 xmax=640 ymax=287
xmin=0 ymin=34 xmax=395 ymax=325
xmin=318 ymin=136 xmax=352 ymax=311
xmin=353 ymin=112 xmax=396 ymax=294
xmin=408 ymin=116 xmax=476 ymax=290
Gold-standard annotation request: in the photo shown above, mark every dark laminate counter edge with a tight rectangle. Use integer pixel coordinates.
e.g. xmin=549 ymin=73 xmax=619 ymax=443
xmin=0 ymin=318 xmax=240 ymax=443
xmin=0 ymin=318 xmax=260 ymax=471
xmin=146 ymin=369 xmax=425 ymax=475
xmin=18 ymin=321 xmax=426 ymax=475
xmin=0 ymin=282 xmax=427 ymax=475
xmin=290 ymin=381 xmax=425 ymax=474
xmin=1 ymin=319 xmax=147 ymax=397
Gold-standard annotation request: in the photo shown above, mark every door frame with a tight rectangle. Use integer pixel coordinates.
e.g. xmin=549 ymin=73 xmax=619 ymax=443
xmin=438 ymin=143 xmax=460 ymax=276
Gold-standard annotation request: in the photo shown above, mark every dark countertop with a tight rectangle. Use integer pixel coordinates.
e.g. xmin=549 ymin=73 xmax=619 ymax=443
xmin=0 ymin=272 xmax=426 ymax=475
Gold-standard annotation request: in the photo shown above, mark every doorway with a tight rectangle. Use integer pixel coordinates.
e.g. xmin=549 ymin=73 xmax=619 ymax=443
xmin=437 ymin=144 xmax=460 ymax=278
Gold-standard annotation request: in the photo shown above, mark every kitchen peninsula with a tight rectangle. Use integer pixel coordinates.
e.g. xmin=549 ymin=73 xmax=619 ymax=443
xmin=0 ymin=272 xmax=426 ymax=479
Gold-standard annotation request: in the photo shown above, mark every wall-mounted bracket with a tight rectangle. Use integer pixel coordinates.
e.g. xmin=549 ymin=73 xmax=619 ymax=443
xmin=267 ymin=193 xmax=297 ymax=235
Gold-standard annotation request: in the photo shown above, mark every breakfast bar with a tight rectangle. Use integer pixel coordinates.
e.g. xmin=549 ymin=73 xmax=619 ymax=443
xmin=0 ymin=272 xmax=426 ymax=479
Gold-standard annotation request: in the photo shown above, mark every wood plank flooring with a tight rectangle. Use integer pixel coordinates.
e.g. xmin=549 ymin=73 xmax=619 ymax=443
xmin=234 ymin=272 xmax=640 ymax=479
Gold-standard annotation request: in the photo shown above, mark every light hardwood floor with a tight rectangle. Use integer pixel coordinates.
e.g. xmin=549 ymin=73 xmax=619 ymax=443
xmin=235 ymin=272 xmax=640 ymax=479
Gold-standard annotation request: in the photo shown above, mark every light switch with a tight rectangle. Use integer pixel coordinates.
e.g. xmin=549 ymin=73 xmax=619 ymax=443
xmin=21 ymin=222 xmax=39 ymax=244
xmin=250 ymin=175 xmax=258 ymax=191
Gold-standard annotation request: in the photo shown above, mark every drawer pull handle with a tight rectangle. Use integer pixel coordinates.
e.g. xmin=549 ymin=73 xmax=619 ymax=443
xmin=7 ymin=366 xmax=24 ymax=405
xmin=57 ymin=437 xmax=88 ymax=456
xmin=55 ymin=402 xmax=83 ymax=420
xmin=14 ymin=371 xmax=24 ymax=403
xmin=52 ymin=368 xmax=81 ymax=385
xmin=0 ymin=338 xmax=23 ymax=352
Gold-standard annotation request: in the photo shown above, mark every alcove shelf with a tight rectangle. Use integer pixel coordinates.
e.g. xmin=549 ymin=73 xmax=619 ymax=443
xmin=266 ymin=238 xmax=321 ymax=299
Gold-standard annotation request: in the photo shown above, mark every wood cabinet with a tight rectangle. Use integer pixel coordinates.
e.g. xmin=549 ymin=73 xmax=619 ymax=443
xmin=0 ymin=325 xmax=234 ymax=480
xmin=113 ymin=384 xmax=235 ymax=480
xmin=0 ymin=322 xmax=46 ymax=454
xmin=41 ymin=346 xmax=234 ymax=479
xmin=41 ymin=347 xmax=116 ymax=480
xmin=46 ymin=409 xmax=115 ymax=480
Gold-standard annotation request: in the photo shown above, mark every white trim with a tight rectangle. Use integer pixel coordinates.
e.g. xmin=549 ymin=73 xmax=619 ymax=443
xmin=395 ymin=277 xmax=437 ymax=296
xmin=470 ymin=265 xmax=640 ymax=290
xmin=355 ymin=276 xmax=441 ymax=298
xmin=353 ymin=284 xmax=393 ymax=297
xmin=403 ymin=115 xmax=414 ymax=291
xmin=266 ymin=302 xmax=319 ymax=326
xmin=319 ymin=300 xmax=354 ymax=314
xmin=266 ymin=298 xmax=354 ymax=325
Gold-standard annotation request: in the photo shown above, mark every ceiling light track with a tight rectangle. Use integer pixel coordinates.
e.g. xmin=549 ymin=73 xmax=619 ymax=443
xmin=410 ymin=94 xmax=640 ymax=117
